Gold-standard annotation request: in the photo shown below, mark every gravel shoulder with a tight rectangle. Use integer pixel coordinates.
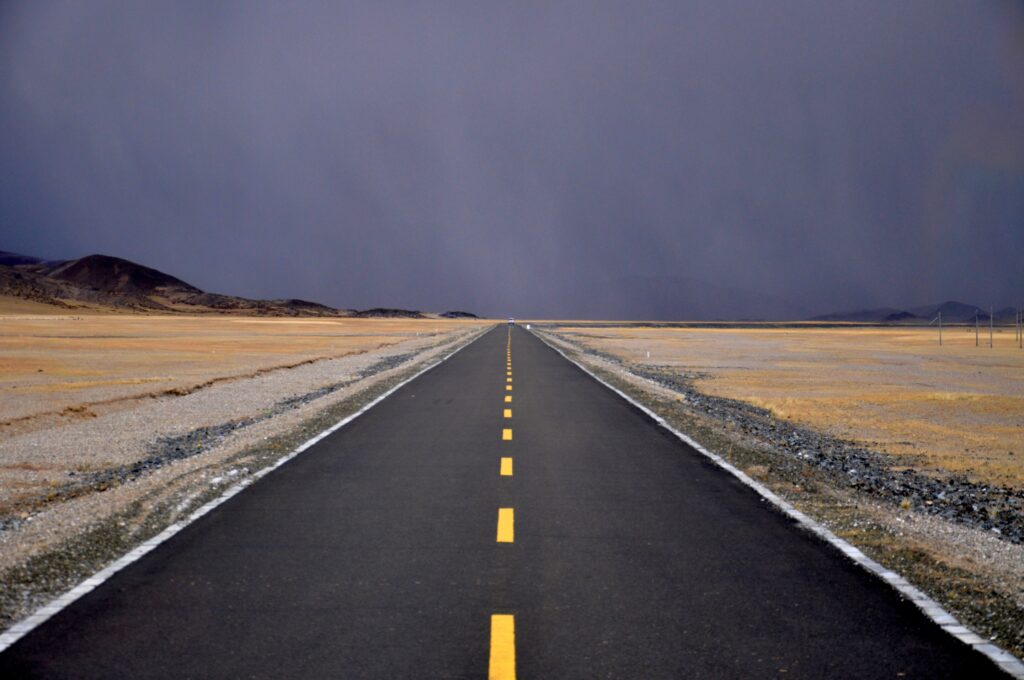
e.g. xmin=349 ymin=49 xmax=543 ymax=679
xmin=535 ymin=326 xmax=1024 ymax=662
xmin=0 ymin=324 xmax=489 ymax=633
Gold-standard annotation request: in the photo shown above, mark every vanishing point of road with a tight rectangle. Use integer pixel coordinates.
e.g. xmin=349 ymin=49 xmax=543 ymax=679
xmin=0 ymin=325 xmax=1007 ymax=678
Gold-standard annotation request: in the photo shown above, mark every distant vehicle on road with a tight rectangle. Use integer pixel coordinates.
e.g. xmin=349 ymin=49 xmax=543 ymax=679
xmin=508 ymin=318 xmax=515 ymax=325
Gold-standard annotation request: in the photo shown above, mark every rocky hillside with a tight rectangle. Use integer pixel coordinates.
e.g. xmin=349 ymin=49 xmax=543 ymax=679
xmin=0 ymin=250 xmax=349 ymax=316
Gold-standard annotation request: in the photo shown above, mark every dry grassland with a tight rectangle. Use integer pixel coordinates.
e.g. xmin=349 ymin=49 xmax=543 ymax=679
xmin=0 ymin=313 xmax=483 ymax=428
xmin=557 ymin=325 xmax=1024 ymax=488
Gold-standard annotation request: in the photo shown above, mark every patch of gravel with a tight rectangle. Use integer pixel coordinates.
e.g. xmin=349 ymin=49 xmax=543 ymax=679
xmin=46 ymin=351 xmax=425 ymax=504
xmin=0 ymin=326 xmax=488 ymax=630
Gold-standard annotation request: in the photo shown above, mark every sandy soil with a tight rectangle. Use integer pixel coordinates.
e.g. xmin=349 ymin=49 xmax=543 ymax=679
xmin=552 ymin=325 xmax=1024 ymax=487
xmin=0 ymin=314 xmax=478 ymax=426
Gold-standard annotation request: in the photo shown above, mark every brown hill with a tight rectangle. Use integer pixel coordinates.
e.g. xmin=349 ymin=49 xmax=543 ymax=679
xmin=47 ymin=254 xmax=201 ymax=296
xmin=0 ymin=251 xmax=351 ymax=316
xmin=353 ymin=307 xmax=425 ymax=319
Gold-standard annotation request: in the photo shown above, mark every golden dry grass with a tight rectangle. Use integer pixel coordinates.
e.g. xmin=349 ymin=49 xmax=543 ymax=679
xmin=0 ymin=313 xmax=486 ymax=424
xmin=0 ymin=296 xmax=78 ymax=315
xmin=557 ymin=325 xmax=1024 ymax=487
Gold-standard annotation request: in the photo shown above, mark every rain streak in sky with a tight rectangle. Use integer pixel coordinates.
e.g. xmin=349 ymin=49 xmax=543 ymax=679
xmin=1 ymin=1 xmax=1023 ymax=318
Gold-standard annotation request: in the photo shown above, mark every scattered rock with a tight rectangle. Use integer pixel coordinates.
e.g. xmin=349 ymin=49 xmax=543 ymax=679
xmin=553 ymin=332 xmax=1024 ymax=544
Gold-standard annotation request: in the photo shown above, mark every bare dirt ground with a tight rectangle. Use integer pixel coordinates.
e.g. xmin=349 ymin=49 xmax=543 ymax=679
xmin=0 ymin=313 xmax=466 ymax=425
xmin=550 ymin=325 xmax=1024 ymax=487
xmin=535 ymin=324 xmax=1024 ymax=661
xmin=0 ymin=312 xmax=488 ymax=630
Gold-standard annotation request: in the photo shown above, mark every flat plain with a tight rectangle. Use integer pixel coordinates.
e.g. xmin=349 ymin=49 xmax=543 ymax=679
xmin=551 ymin=324 xmax=1024 ymax=488
xmin=0 ymin=312 xmax=478 ymax=427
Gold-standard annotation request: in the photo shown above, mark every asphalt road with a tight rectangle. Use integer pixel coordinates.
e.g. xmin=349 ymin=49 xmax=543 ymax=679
xmin=0 ymin=325 xmax=1007 ymax=678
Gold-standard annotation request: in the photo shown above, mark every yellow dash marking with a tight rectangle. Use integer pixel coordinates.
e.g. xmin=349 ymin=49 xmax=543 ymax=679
xmin=506 ymin=378 xmax=512 ymax=383
xmin=489 ymin=614 xmax=516 ymax=680
xmin=507 ymin=371 xmax=512 ymax=377
xmin=506 ymin=385 xmax=512 ymax=391
xmin=500 ymin=457 xmax=513 ymax=476
xmin=504 ymin=396 xmax=512 ymax=403
xmin=502 ymin=428 xmax=512 ymax=441
xmin=496 ymin=508 xmax=514 ymax=542
xmin=503 ymin=409 xmax=512 ymax=418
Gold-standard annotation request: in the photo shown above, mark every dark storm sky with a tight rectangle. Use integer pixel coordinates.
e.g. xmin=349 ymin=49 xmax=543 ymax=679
xmin=1 ymin=2 xmax=1023 ymax=319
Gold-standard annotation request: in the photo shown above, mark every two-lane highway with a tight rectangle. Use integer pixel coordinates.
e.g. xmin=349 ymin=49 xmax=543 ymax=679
xmin=0 ymin=325 xmax=1006 ymax=678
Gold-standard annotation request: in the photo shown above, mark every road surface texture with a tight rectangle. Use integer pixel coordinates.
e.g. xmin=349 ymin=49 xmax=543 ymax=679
xmin=0 ymin=325 xmax=1007 ymax=678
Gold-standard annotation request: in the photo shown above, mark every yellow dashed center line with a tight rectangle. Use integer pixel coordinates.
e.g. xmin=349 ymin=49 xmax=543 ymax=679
xmin=489 ymin=614 xmax=516 ymax=679
xmin=495 ymin=332 xmax=517 ymax=677
xmin=496 ymin=508 xmax=514 ymax=542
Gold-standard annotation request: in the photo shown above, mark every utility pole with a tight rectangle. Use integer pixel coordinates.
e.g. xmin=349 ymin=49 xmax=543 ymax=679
xmin=1017 ymin=306 xmax=1022 ymax=348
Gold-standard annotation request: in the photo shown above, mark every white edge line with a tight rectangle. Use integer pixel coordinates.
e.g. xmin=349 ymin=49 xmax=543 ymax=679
xmin=531 ymin=329 xmax=1024 ymax=678
xmin=0 ymin=326 xmax=493 ymax=653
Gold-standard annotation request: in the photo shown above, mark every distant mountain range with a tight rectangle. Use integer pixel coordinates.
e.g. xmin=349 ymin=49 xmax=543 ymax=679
xmin=5 ymin=247 xmax=1011 ymax=324
xmin=811 ymin=301 xmax=1020 ymax=324
xmin=0 ymin=249 xmax=470 ymax=318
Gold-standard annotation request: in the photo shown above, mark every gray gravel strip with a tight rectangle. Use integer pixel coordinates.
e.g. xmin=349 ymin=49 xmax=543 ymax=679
xmin=538 ymin=327 xmax=1024 ymax=544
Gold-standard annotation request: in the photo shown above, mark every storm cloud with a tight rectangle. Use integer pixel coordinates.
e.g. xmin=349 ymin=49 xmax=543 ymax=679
xmin=1 ymin=1 xmax=1022 ymax=318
